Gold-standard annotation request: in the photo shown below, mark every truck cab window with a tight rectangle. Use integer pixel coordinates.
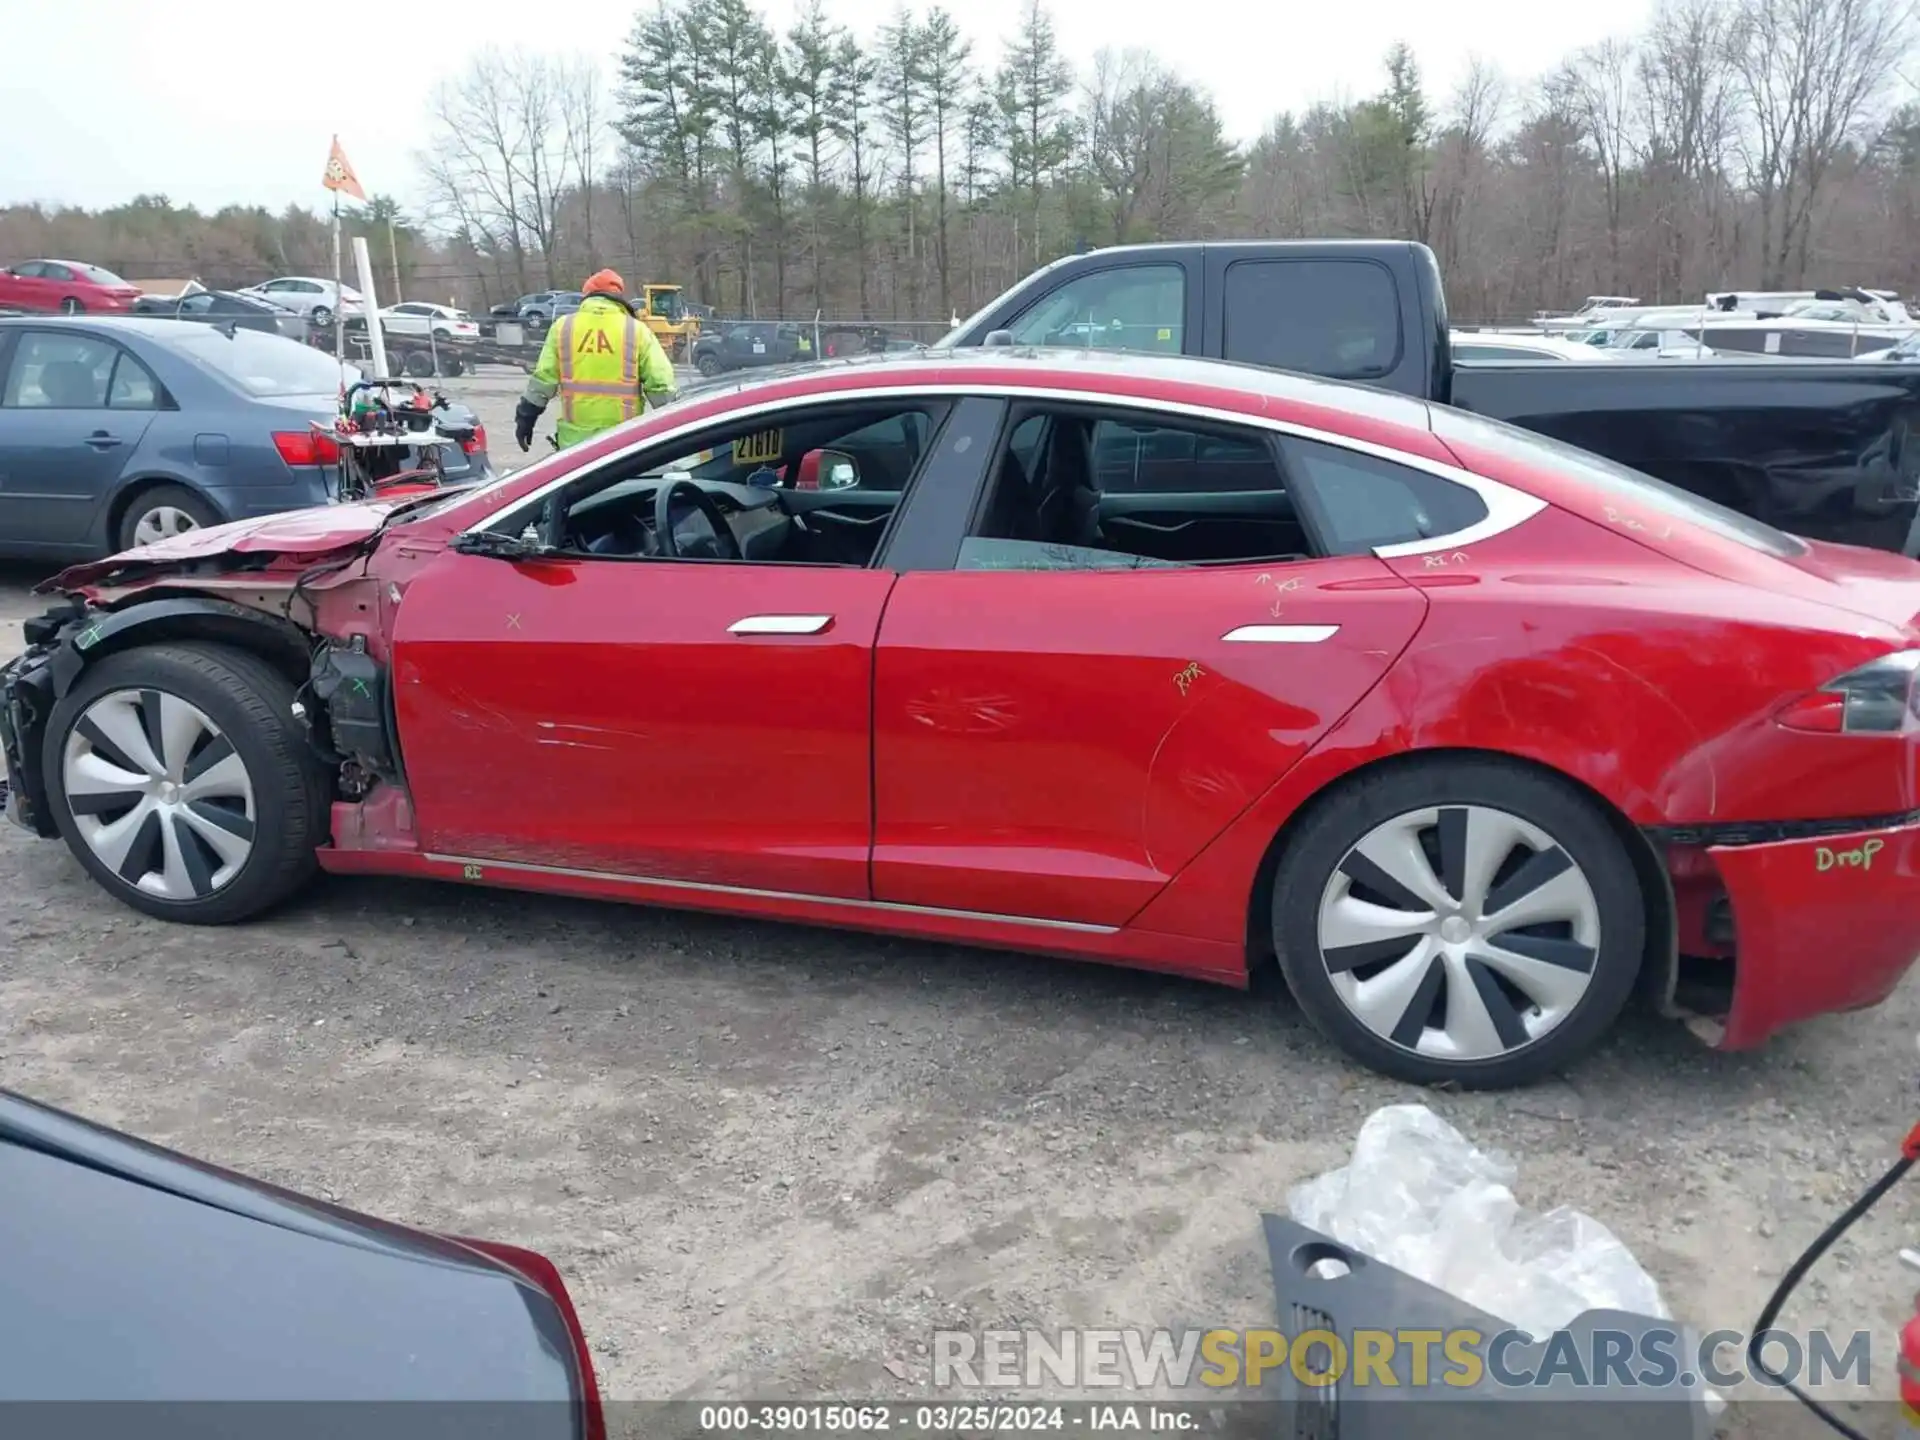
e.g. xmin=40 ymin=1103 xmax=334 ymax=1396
xmin=1005 ymin=265 xmax=1185 ymax=354
xmin=1221 ymin=259 xmax=1403 ymax=380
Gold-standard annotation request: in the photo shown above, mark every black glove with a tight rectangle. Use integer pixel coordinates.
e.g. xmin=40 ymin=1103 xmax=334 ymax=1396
xmin=513 ymin=398 xmax=541 ymax=452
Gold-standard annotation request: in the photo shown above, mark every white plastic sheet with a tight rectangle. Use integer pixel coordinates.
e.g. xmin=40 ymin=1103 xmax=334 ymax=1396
xmin=1288 ymin=1103 xmax=1669 ymax=1341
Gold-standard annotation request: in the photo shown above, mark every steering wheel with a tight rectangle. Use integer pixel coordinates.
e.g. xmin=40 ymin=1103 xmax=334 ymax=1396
xmin=654 ymin=479 xmax=742 ymax=560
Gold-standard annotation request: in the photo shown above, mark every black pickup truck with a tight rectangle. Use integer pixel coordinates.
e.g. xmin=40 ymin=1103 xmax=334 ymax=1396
xmin=942 ymin=241 xmax=1920 ymax=555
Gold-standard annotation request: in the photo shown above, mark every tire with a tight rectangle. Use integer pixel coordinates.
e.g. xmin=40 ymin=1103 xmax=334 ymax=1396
xmin=41 ymin=644 xmax=330 ymax=924
xmin=696 ymin=351 xmax=722 ymax=377
xmin=404 ymin=350 xmax=435 ymax=378
xmin=1270 ymin=757 xmax=1645 ymax=1089
xmin=60 ymin=297 xmax=84 ymax=314
xmin=312 ymin=305 xmax=333 ymax=327
xmin=118 ymin=483 xmax=221 ymax=551
xmin=441 ymin=354 xmax=466 ymax=377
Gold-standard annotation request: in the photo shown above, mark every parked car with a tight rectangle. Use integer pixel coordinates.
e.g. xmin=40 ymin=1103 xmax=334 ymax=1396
xmin=521 ymin=292 xmax=584 ymax=326
xmin=0 ymin=260 xmax=141 ymax=315
xmin=689 ymin=320 xmax=811 ymax=376
xmin=494 ymin=290 xmax=564 ymax=320
xmin=0 ymin=1085 xmax=600 ymax=1428
xmin=238 ymin=276 xmax=364 ymax=325
xmin=6 ymin=349 xmax=1920 ymax=1090
xmin=941 ymin=239 xmax=1920 ymax=555
xmin=0 ymin=316 xmax=492 ymax=559
xmin=1450 ymin=332 xmax=1619 ymax=363
xmin=380 ymin=302 xmax=480 ymax=341
xmin=131 ymin=288 xmax=308 ymax=339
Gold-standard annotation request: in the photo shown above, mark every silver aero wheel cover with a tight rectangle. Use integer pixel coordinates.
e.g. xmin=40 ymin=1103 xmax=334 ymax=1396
xmin=131 ymin=506 xmax=200 ymax=546
xmin=1316 ymin=804 xmax=1602 ymax=1061
xmin=62 ymin=688 xmax=257 ymax=900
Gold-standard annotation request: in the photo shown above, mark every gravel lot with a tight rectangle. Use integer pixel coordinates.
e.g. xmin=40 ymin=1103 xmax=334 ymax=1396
xmin=3 ymin=395 xmax=1919 ymax=1432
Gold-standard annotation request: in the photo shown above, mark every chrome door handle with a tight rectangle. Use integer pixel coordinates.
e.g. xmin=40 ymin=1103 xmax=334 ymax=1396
xmin=728 ymin=614 xmax=833 ymax=635
xmin=85 ymin=431 xmax=124 ymax=450
xmin=1221 ymin=624 xmax=1340 ymax=643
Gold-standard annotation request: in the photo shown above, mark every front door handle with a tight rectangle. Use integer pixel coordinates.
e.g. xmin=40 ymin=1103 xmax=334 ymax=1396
xmin=728 ymin=614 xmax=833 ymax=636
xmin=85 ymin=431 xmax=124 ymax=450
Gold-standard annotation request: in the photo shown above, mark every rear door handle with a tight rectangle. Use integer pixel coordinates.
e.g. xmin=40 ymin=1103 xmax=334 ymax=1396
xmin=728 ymin=614 xmax=833 ymax=636
xmin=85 ymin=431 xmax=123 ymax=450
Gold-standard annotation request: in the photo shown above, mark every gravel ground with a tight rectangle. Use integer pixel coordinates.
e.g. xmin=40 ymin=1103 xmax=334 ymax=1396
xmin=3 ymin=426 xmax=1919 ymax=1433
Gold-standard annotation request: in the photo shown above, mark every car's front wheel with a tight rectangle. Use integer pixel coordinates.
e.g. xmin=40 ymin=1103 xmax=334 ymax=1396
xmin=696 ymin=351 xmax=722 ymax=377
xmin=42 ymin=645 xmax=330 ymax=924
xmin=1271 ymin=758 xmax=1645 ymax=1089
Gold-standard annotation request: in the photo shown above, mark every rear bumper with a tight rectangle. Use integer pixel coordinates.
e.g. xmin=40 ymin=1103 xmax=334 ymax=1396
xmin=1711 ymin=819 xmax=1920 ymax=1048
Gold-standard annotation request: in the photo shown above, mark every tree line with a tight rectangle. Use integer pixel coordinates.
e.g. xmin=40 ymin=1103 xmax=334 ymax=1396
xmin=3 ymin=0 xmax=1917 ymax=325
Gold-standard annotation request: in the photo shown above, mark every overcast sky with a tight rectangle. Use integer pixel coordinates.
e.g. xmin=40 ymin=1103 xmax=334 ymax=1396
xmin=5 ymin=0 xmax=1654 ymax=215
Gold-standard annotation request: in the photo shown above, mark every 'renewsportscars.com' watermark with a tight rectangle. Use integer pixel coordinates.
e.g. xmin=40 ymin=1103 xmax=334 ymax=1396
xmin=929 ymin=1325 xmax=1871 ymax=1392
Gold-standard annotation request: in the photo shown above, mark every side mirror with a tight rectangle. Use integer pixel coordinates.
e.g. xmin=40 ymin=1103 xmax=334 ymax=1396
xmin=796 ymin=448 xmax=859 ymax=491
xmin=984 ymin=329 xmax=1015 ymax=347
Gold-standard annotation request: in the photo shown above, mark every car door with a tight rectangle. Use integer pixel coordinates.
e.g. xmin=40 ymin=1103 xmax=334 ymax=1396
xmin=870 ymin=400 xmax=1437 ymax=928
xmin=0 ymin=329 xmax=160 ymax=545
xmin=386 ymin=394 xmax=975 ymax=900
xmin=0 ymin=262 xmax=46 ymax=310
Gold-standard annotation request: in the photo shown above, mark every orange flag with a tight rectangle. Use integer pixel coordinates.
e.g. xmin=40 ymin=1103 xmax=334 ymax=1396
xmin=322 ymin=136 xmax=366 ymax=202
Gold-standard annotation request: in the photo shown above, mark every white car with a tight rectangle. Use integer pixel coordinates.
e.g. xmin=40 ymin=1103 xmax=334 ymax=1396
xmin=1450 ymin=332 xmax=1618 ymax=362
xmin=239 ymin=277 xmax=364 ymax=323
xmin=379 ymin=302 xmax=480 ymax=341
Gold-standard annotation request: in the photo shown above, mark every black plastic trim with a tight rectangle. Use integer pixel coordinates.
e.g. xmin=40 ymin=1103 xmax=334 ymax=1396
xmin=1643 ymin=808 xmax=1920 ymax=849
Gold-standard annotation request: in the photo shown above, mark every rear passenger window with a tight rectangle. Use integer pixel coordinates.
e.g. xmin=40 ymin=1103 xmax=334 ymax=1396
xmin=108 ymin=352 xmax=162 ymax=410
xmin=1283 ymin=437 xmax=1488 ymax=553
xmin=1090 ymin=419 xmax=1282 ymax=494
xmin=1221 ymin=259 xmax=1403 ymax=380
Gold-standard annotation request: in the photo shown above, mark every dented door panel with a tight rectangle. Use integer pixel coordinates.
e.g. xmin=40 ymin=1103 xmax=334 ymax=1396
xmin=869 ymin=557 xmax=1427 ymax=926
xmin=388 ymin=549 xmax=892 ymax=898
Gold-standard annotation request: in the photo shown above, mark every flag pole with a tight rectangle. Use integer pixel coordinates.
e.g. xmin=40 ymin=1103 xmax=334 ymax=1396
xmin=332 ymin=187 xmax=346 ymax=403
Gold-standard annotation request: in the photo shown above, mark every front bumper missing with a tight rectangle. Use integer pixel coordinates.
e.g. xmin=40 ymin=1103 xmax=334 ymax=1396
xmin=0 ymin=651 xmax=50 ymax=835
xmin=1705 ymin=818 xmax=1920 ymax=1049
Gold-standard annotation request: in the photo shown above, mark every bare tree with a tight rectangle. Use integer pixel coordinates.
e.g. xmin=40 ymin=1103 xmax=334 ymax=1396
xmin=1554 ymin=38 xmax=1639 ymax=291
xmin=1727 ymin=0 xmax=1914 ymax=284
xmin=559 ymin=56 xmax=607 ymax=265
xmin=420 ymin=51 xmax=539 ymax=290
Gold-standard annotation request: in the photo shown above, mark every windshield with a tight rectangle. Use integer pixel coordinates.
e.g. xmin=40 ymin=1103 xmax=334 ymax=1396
xmin=174 ymin=326 xmax=352 ymax=396
xmin=652 ymin=289 xmax=685 ymax=321
xmin=79 ymin=264 xmax=129 ymax=287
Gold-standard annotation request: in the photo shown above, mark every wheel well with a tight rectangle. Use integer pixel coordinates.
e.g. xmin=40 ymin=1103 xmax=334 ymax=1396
xmin=1242 ymin=747 xmax=1678 ymax=1012
xmin=77 ymin=608 xmax=309 ymax=692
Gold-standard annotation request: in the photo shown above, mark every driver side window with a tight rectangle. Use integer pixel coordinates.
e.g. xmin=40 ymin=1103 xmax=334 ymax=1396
xmin=499 ymin=400 xmax=947 ymax=569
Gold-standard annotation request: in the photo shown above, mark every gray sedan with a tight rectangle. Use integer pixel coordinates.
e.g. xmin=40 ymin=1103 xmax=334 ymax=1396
xmin=0 ymin=317 xmax=493 ymax=560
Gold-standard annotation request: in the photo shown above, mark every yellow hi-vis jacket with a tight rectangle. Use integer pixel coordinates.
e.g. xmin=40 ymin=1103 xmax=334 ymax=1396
xmin=522 ymin=296 xmax=677 ymax=448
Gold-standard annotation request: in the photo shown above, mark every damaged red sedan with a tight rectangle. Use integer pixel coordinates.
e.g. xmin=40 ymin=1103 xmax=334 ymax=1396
xmin=4 ymin=350 xmax=1919 ymax=1088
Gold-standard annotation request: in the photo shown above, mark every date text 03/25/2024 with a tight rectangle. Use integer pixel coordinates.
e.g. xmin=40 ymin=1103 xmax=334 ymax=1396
xmin=695 ymin=1403 xmax=1197 ymax=1432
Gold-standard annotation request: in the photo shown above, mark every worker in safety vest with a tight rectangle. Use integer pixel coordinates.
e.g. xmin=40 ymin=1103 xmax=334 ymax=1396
xmin=514 ymin=269 xmax=677 ymax=451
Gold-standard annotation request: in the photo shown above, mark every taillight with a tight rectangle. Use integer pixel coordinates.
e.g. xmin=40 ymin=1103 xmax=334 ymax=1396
xmin=1776 ymin=649 xmax=1920 ymax=734
xmin=457 ymin=1237 xmax=604 ymax=1440
xmin=462 ymin=422 xmax=487 ymax=456
xmin=273 ymin=430 xmax=342 ymax=467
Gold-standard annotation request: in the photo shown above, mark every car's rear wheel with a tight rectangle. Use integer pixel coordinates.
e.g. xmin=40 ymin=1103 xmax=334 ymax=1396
xmin=60 ymin=297 xmax=83 ymax=314
xmin=1270 ymin=758 xmax=1644 ymax=1089
xmin=42 ymin=645 xmax=329 ymax=924
xmin=119 ymin=484 xmax=220 ymax=550
xmin=312 ymin=305 xmax=333 ymax=327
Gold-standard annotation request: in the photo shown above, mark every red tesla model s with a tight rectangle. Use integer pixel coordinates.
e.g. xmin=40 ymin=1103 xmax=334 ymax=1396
xmin=4 ymin=350 xmax=1918 ymax=1087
